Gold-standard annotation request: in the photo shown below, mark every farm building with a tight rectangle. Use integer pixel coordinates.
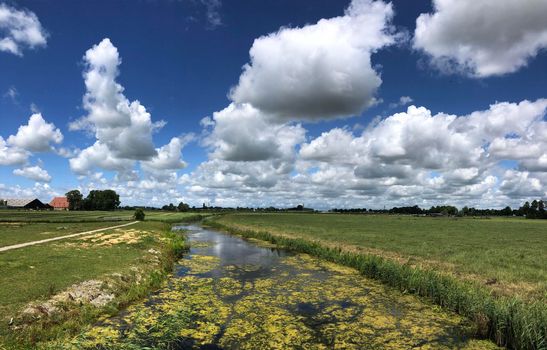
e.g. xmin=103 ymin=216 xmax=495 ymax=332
xmin=4 ymin=198 xmax=50 ymax=210
xmin=49 ymin=196 xmax=69 ymax=210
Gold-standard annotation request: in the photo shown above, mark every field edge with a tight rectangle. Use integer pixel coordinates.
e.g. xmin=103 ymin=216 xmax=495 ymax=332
xmin=205 ymin=219 xmax=546 ymax=350
xmin=0 ymin=220 xmax=195 ymax=349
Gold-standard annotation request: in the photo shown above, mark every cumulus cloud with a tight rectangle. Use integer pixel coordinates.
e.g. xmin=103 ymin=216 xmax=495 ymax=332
xmin=13 ymin=165 xmax=51 ymax=182
xmin=7 ymin=113 xmax=63 ymax=152
xmin=196 ymin=0 xmax=399 ymax=197
xmin=0 ymin=136 xmax=28 ymax=165
xmin=0 ymin=182 xmax=57 ymax=201
xmin=414 ymin=0 xmax=547 ymax=77
xmin=202 ymin=103 xmax=306 ymax=162
xmin=0 ymin=3 xmax=47 ymax=56
xmin=184 ymin=98 xmax=546 ymax=209
xmin=230 ymin=0 xmax=399 ymax=122
xmin=69 ymin=38 xmax=184 ymax=176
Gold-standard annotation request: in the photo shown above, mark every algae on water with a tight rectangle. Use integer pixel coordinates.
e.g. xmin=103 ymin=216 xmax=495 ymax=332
xmin=48 ymin=227 xmax=500 ymax=350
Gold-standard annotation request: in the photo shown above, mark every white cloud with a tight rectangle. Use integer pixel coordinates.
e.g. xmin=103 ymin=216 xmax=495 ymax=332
xmin=3 ymin=86 xmax=18 ymax=102
xmin=69 ymin=38 xmax=183 ymax=176
xmin=0 ymin=136 xmax=28 ymax=166
xmin=200 ymin=0 xmax=222 ymax=29
xmin=183 ymin=98 xmax=547 ymax=209
xmin=230 ymin=0 xmax=399 ymax=122
xmin=388 ymin=96 xmax=413 ymax=109
xmin=202 ymin=103 xmax=306 ymax=162
xmin=0 ymin=182 xmax=57 ymax=202
xmin=499 ymin=170 xmax=545 ymax=198
xmin=414 ymin=0 xmax=547 ymax=77
xmin=7 ymin=113 xmax=63 ymax=152
xmin=0 ymin=3 xmax=47 ymax=56
xmin=13 ymin=165 xmax=51 ymax=182
xmin=140 ymin=135 xmax=193 ymax=182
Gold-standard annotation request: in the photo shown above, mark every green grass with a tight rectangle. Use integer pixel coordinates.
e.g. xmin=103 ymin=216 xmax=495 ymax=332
xmin=0 ymin=210 xmax=204 ymax=223
xmin=0 ymin=221 xmax=125 ymax=247
xmin=0 ymin=220 xmax=189 ymax=348
xmin=209 ymin=213 xmax=547 ymax=350
xmin=214 ymin=213 xmax=547 ymax=298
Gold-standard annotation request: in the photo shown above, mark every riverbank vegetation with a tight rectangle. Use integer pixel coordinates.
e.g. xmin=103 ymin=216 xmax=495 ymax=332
xmin=0 ymin=220 xmax=190 ymax=349
xmin=208 ymin=213 xmax=547 ymax=349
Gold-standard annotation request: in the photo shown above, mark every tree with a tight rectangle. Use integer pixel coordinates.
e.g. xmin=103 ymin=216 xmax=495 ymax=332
xmin=177 ymin=202 xmax=190 ymax=212
xmin=84 ymin=190 xmax=120 ymax=211
xmin=65 ymin=190 xmax=83 ymax=210
xmin=501 ymin=206 xmax=512 ymax=216
xmin=134 ymin=208 xmax=145 ymax=221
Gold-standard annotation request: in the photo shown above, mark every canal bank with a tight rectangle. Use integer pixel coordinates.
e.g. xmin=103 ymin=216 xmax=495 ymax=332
xmin=52 ymin=224 xmax=499 ymax=349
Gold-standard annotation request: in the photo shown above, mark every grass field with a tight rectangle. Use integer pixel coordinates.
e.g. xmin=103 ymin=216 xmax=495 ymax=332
xmin=214 ymin=213 xmax=547 ymax=298
xmin=210 ymin=213 xmax=547 ymax=349
xmin=0 ymin=210 xmax=204 ymax=223
xmin=0 ymin=221 xmax=126 ymax=246
xmin=0 ymin=211 xmax=198 ymax=348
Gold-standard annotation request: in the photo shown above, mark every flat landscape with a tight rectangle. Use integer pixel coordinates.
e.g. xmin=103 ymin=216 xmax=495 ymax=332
xmin=214 ymin=213 xmax=547 ymax=299
xmin=0 ymin=211 xmax=200 ymax=348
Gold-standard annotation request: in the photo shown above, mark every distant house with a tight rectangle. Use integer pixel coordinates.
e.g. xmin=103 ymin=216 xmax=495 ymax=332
xmin=50 ymin=196 xmax=69 ymax=210
xmin=5 ymin=198 xmax=50 ymax=210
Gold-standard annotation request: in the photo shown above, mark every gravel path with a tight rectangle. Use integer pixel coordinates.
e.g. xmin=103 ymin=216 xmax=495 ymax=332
xmin=0 ymin=221 xmax=139 ymax=252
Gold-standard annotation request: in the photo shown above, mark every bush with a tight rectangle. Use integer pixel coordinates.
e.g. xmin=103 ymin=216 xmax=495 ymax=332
xmin=134 ymin=209 xmax=145 ymax=221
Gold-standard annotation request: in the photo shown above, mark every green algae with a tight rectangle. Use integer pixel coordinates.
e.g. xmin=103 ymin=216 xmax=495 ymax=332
xmin=47 ymin=230 xmax=501 ymax=350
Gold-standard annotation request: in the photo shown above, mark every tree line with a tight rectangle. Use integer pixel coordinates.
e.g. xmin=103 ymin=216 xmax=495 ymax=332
xmin=331 ymin=199 xmax=546 ymax=219
xmin=65 ymin=189 xmax=120 ymax=211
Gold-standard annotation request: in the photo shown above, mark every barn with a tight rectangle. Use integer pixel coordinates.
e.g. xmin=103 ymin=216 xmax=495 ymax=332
xmin=49 ymin=197 xmax=69 ymax=210
xmin=5 ymin=198 xmax=50 ymax=210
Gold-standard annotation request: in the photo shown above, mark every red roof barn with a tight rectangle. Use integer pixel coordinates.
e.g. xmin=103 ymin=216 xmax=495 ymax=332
xmin=50 ymin=197 xmax=69 ymax=210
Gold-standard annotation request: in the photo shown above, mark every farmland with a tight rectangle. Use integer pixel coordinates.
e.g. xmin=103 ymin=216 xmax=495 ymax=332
xmin=0 ymin=209 xmax=200 ymax=223
xmin=212 ymin=213 xmax=547 ymax=298
xmin=0 ymin=211 xmax=201 ymax=348
xmin=209 ymin=213 xmax=547 ymax=349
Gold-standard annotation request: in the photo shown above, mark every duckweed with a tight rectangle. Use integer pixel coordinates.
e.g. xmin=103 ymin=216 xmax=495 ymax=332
xmin=52 ymin=227 xmax=500 ymax=349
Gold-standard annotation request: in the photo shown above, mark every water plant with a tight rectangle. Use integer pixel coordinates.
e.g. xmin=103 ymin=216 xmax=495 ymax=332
xmin=205 ymin=220 xmax=546 ymax=350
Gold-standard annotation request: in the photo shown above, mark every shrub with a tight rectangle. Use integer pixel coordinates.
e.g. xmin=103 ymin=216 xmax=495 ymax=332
xmin=134 ymin=209 xmax=145 ymax=221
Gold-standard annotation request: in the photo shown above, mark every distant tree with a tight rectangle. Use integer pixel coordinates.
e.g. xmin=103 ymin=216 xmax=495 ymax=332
xmin=501 ymin=206 xmax=512 ymax=216
xmin=134 ymin=208 xmax=145 ymax=221
xmin=519 ymin=199 xmax=546 ymax=219
xmin=84 ymin=190 xmax=120 ymax=211
xmin=177 ymin=202 xmax=190 ymax=212
xmin=162 ymin=203 xmax=177 ymax=211
xmin=65 ymin=190 xmax=84 ymax=210
xmin=296 ymin=204 xmax=304 ymax=211
xmin=539 ymin=200 xmax=545 ymax=218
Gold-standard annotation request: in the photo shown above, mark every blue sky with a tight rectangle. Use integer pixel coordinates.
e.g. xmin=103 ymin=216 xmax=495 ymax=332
xmin=1 ymin=0 xmax=546 ymax=209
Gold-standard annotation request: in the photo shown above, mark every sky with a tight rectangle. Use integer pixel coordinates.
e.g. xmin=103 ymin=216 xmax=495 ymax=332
xmin=0 ymin=0 xmax=546 ymax=209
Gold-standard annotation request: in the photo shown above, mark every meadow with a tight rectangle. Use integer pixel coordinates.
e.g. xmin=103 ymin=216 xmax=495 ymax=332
xmin=0 ymin=211 xmax=202 ymax=348
xmin=0 ymin=209 xmax=201 ymax=223
xmin=213 ymin=213 xmax=547 ymax=298
xmin=210 ymin=213 xmax=547 ymax=349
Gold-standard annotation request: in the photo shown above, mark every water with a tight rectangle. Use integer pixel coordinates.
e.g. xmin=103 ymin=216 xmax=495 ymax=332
xmin=72 ymin=225 xmax=499 ymax=349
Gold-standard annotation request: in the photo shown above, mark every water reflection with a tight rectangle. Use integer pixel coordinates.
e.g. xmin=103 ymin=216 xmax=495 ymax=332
xmin=67 ymin=225 xmax=499 ymax=350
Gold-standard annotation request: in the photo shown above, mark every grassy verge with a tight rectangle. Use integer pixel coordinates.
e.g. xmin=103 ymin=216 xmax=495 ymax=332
xmin=206 ymin=217 xmax=547 ymax=350
xmin=0 ymin=221 xmax=189 ymax=349
xmin=211 ymin=213 xmax=546 ymax=299
xmin=145 ymin=212 xmax=209 ymax=224
xmin=0 ymin=222 xmax=129 ymax=247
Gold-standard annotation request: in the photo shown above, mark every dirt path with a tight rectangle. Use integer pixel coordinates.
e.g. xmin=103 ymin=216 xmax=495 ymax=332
xmin=0 ymin=221 xmax=139 ymax=252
